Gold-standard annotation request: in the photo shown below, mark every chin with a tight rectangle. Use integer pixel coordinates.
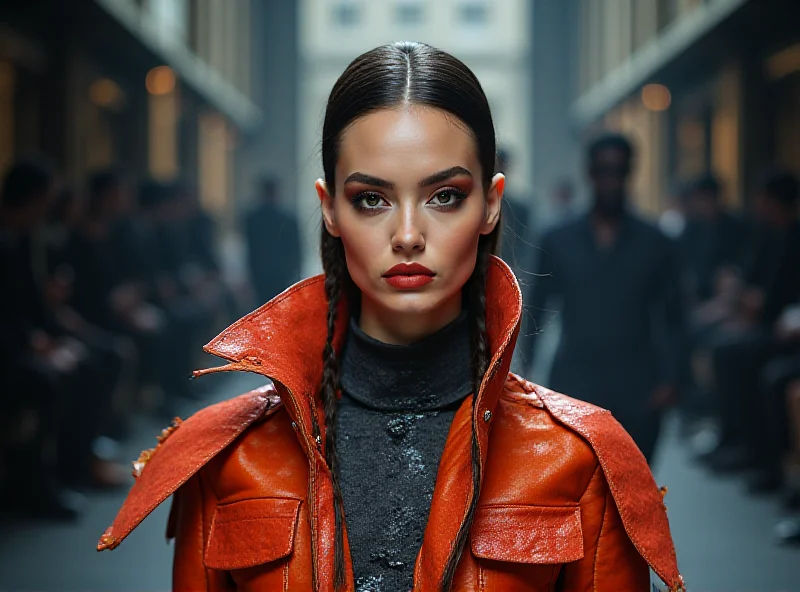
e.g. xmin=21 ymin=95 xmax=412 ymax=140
xmin=376 ymin=290 xmax=451 ymax=317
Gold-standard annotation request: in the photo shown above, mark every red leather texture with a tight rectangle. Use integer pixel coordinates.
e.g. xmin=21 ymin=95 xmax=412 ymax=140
xmin=204 ymin=497 xmax=301 ymax=570
xmin=470 ymin=505 xmax=584 ymax=564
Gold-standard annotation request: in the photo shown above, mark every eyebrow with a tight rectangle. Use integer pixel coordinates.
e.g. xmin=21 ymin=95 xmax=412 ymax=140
xmin=343 ymin=166 xmax=473 ymax=190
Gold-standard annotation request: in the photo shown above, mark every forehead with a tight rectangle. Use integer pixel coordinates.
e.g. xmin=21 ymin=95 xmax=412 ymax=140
xmin=336 ymin=107 xmax=479 ymax=181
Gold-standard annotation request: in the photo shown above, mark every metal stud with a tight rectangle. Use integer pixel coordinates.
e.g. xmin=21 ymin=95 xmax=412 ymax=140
xmin=483 ymin=409 xmax=492 ymax=423
xmin=315 ymin=434 xmax=322 ymax=446
xmin=291 ymin=421 xmax=298 ymax=431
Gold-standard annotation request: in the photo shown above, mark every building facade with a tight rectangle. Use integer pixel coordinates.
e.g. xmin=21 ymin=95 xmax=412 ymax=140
xmin=298 ymin=0 xmax=533 ymax=274
xmin=532 ymin=0 xmax=800 ymax=218
xmin=0 ymin=0 xmax=287 ymax=232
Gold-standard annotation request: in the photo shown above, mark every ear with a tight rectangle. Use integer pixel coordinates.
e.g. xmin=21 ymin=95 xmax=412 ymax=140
xmin=316 ymin=179 xmax=340 ymax=238
xmin=480 ymin=173 xmax=504 ymax=235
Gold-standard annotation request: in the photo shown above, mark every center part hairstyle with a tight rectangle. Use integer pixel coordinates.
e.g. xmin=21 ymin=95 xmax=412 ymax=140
xmin=318 ymin=41 xmax=500 ymax=591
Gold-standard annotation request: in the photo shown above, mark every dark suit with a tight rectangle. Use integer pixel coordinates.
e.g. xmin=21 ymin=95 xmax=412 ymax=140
xmin=530 ymin=212 xmax=686 ymax=461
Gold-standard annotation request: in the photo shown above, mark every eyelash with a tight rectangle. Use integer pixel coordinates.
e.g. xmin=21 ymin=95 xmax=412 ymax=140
xmin=350 ymin=187 xmax=469 ymax=213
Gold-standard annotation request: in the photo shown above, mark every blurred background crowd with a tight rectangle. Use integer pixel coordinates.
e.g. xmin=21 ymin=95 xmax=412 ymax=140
xmin=0 ymin=0 xmax=799 ymax=590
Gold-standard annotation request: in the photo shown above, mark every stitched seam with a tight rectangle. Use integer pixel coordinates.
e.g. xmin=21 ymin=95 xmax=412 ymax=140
xmin=476 ymin=503 xmax=580 ymax=510
xmin=283 ymin=560 xmax=290 ymax=592
xmin=215 ymin=515 xmax=296 ymax=525
xmin=591 ymin=474 xmax=609 ymax=592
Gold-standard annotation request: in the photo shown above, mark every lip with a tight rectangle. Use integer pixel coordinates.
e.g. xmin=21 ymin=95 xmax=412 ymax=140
xmin=382 ymin=262 xmax=435 ymax=290
xmin=383 ymin=263 xmax=435 ymax=277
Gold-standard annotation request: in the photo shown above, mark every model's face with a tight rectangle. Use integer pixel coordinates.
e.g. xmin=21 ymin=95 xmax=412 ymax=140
xmin=317 ymin=107 xmax=503 ymax=344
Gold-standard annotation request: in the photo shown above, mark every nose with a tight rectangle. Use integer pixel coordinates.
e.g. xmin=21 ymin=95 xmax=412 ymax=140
xmin=390 ymin=203 xmax=425 ymax=253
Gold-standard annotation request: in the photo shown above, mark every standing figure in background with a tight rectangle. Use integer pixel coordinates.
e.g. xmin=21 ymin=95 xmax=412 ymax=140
xmin=496 ymin=147 xmax=537 ymax=371
xmin=530 ymin=133 xmax=686 ymax=464
xmin=243 ymin=177 xmax=303 ymax=304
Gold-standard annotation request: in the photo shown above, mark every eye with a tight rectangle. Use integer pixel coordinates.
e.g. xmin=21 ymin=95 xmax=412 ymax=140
xmin=427 ymin=188 xmax=468 ymax=210
xmin=351 ymin=192 xmax=389 ymax=211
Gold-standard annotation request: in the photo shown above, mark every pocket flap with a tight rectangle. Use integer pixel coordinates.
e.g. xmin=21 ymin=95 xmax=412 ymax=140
xmin=471 ymin=505 xmax=584 ymax=564
xmin=205 ymin=497 xmax=301 ymax=570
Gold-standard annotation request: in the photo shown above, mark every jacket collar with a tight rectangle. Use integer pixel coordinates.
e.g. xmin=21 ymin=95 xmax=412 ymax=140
xmin=197 ymin=255 xmax=522 ymax=590
xmin=199 ymin=254 xmax=522 ymax=453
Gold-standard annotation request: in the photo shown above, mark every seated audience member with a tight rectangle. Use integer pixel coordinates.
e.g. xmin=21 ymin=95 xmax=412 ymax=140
xmin=39 ymin=185 xmax=136 ymax=439
xmin=68 ymin=172 xmax=180 ymax=416
xmin=0 ymin=162 xmax=122 ymax=518
xmin=677 ymin=175 xmax=748 ymax=425
xmin=705 ymin=171 xmax=800 ymax=472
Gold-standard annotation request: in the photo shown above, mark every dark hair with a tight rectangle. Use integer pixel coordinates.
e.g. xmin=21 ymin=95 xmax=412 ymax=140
xmin=318 ymin=41 xmax=499 ymax=591
xmin=87 ymin=169 xmax=123 ymax=212
xmin=692 ymin=173 xmax=721 ymax=198
xmin=762 ymin=170 xmax=799 ymax=208
xmin=587 ymin=132 xmax=634 ymax=164
xmin=1 ymin=159 xmax=54 ymax=210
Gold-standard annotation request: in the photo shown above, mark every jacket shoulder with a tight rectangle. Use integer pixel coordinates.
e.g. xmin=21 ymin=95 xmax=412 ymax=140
xmin=97 ymin=383 xmax=283 ymax=551
xmin=502 ymin=374 xmax=681 ymax=589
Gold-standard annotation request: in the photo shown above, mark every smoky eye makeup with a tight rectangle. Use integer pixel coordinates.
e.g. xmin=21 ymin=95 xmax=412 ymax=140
xmin=350 ymin=191 xmax=390 ymax=213
xmin=426 ymin=187 xmax=469 ymax=211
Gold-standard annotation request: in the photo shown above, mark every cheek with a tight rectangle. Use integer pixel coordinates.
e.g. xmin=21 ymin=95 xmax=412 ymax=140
xmin=431 ymin=209 xmax=484 ymax=283
xmin=334 ymin=208 xmax=383 ymax=284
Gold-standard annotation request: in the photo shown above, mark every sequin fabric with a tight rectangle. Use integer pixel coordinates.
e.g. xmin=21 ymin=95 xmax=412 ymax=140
xmin=337 ymin=313 xmax=472 ymax=592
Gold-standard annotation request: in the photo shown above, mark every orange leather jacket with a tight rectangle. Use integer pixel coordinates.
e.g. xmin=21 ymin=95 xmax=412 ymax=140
xmin=98 ymin=257 xmax=683 ymax=591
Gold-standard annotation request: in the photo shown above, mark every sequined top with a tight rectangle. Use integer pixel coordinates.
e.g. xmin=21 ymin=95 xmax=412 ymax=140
xmin=337 ymin=312 xmax=472 ymax=592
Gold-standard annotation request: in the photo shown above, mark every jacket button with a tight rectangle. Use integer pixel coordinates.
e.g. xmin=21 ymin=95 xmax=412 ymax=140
xmin=483 ymin=410 xmax=492 ymax=423
xmin=291 ymin=422 xmax=299 ymax=431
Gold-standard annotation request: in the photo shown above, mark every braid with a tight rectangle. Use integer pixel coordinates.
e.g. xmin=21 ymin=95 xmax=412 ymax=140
xmin=319 ymin=228 xmax=348 ymax=590
xmin=440 ymin=236 xmax=493 ymax=591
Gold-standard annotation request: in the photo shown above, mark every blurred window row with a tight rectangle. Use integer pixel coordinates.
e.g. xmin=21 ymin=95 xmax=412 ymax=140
xmin=331 ymin=0 xmax=490 ymax=28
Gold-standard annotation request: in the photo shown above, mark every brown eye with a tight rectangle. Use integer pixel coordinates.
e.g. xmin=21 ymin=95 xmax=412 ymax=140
xmin=351 ymin=192 xmax=387 ymax=211
xmin=428 ymin=188 xmax=467 ymax=208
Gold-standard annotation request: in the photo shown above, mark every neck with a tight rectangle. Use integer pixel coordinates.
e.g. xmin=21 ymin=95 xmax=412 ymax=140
xmin=358 ymin=292 xmax=463 ymax=345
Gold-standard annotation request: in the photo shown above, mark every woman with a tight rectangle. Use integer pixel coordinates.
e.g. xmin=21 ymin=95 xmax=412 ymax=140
xmin=98 ymin=42 xmax=683 ymax=592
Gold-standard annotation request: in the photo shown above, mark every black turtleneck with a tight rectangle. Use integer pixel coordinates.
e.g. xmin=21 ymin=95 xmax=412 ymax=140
xmin=336 ymin=311 xmax=472 ymax=592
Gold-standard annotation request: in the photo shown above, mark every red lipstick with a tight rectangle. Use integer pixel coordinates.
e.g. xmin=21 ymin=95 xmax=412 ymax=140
xmin=382 ymin=263 xmax=435 ymax=289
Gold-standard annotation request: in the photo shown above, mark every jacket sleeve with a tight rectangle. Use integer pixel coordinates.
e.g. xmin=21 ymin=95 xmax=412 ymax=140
xmin=170 ymin=474 xmax=214 ymax=591
xmin=558 ymin=465 xmax=651 ymax=591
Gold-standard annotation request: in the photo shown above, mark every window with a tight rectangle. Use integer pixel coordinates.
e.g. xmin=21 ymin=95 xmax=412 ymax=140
xmin=396 ymin=0 xmax=424 ymax=26
xmin=457 ymin=0 xmax=489 ymax=26
xmin=332 ymin=0 xmax=361 ymax=28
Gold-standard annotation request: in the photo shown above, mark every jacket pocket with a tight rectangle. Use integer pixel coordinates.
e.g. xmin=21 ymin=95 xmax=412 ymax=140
xmin=204 ymin=497 xmax=301 ymax=571
xmin=469 ymin=505 xmax=583 ymax=591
